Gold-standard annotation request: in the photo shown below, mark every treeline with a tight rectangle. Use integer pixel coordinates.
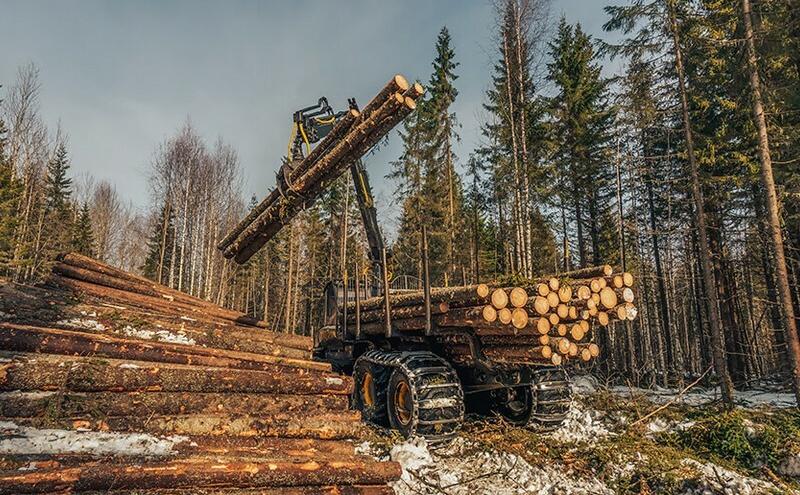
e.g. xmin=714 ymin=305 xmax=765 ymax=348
xmin=2 ymin=0 xmax=799 ymax=398
xmin=0 ymin=65 xmax=147 ymax=279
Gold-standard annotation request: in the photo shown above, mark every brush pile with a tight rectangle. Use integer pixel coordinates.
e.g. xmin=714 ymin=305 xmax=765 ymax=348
xmin=341 ymin=265 xmax=637 ymax=367
xmin=219 ymin=73 xmax=423 ymax=264
xmin=0 ymin=253 xmax=400 ymax=494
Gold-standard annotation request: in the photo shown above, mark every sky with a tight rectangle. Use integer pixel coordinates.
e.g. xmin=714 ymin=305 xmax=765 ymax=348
xmin=0 ymin=0 xmax=625 ymax=238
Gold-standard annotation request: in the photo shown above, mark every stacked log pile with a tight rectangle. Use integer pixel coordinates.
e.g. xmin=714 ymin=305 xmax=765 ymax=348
xmin=0 ymin=253 xmax=400 ymax=494
xmin=343 ymin=265 xmax=637 ymax=367
xmin=219 ymin=74 xmax=424 ymax=264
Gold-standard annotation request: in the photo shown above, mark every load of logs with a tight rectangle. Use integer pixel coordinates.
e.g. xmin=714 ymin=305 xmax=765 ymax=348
xmin=342 ymin=264 xmax=637 ymax=367
xmin=218 ymin=73 xmax=424 ymax=264
xmin=0 ymin=253 xmax=400 ymax=494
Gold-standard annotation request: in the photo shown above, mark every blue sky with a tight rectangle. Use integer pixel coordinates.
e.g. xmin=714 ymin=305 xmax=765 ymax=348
xmin=1 ymin=0 xmax=625 ymax=236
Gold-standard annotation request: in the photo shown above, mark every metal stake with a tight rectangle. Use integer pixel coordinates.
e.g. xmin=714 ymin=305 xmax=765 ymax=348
xmin=381 ymin=247 xmax=392 ymax=338
xmin=422 ymin=226 xmax=432 ymax=335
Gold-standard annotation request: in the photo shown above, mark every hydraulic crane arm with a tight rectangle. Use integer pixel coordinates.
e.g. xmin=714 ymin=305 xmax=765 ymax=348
xmin=350 ymin=159 xmax=385 ymax=293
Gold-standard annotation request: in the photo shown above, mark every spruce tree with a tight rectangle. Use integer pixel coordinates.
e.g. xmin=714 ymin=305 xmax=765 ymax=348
xmin=71 ymin=202 xmax=94 ymax=257
xmin=142 ymin=204 xmax=175 ymax=284
xmin=0 ymin=113 xmax=22 ymax=273
xmin=41 ymin=143 xmax=75 ymax=262
xmin=547 ymin=18 xmax=616 ymax=268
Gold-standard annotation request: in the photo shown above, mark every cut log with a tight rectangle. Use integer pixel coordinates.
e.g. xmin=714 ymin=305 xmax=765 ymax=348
xmin=0 ymin=456 xmax=401 ymax=493
xmin=532 ymin=296 xmax=550 ymax=316
xmin=0 ymin=354 xmax=352 ymax=396
xmin=509 ymin=287 xmax=528 ymax=308
xmin=476 ymin=283 xmax=490 ymax=298
xmin=482 ymin=305 xmax=497 ymax=323
xmin=497 ymin=308 xmax=512 ymax=325
xmin=0 ymin=391 xmax=348 ymax=418
xmin=510 ymin=308 xmax=528 ymax=330
xmin=491 ymin=288 xmax=509 ymax=310
xmin=599 ymin=287 xmax=618 ymax=309
xmin=546 ymin=292 xmax=560 ymax=309
xmin=559 ymin=265 xmax=614 ymax=279
xmin=557 ymin=286 xmax=573 ymax=303
xmin=0 ymin=323 xmax=329 ymax=373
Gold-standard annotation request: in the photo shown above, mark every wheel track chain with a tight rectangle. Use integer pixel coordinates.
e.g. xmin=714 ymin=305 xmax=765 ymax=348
xmin=358 ymin=350 xmax=464 ymax=442
xmin=529 ymin=367 xmax=572 ymax=428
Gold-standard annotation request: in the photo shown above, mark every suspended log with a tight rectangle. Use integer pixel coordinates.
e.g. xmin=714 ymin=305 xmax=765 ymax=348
xmin=0 ymin=354 xmax=353 ymax=395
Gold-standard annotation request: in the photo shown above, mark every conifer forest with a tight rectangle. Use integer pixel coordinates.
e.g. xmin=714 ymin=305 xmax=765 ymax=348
xmin=2 ymin=1 xmax=800 ymax=493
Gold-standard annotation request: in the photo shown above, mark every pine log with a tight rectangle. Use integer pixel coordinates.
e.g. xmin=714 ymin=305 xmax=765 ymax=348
xmin=546 ymin=292 xmax=559 ymax=308
xmin=510 ymin=308 xmax=528 ymax=329
xmin=344 ymin=301 xmax=449 ymax=324
xmin=7 ymin=412 xmax=364 ymax=440
xmin=228 ymin=93 xmax=416 ymax=263
xmin=559 ymin=265 xmax=614 ymax=278
xmin=497 ymin=308 xmax=512 ymax=325
xmin=532 ymin=296 xmax=549 ymax=315
xmin=0 ymin=354 xmax=352 ymax=395
xmin=491 ymin=288 xmax=509 ymax=310
xmin=0 ymin=323 xmax=328 ymax=372
xmin=345 ymin=285 xmax=488 ymax=312
xmin=0 ymin=391 xmax=347 ymax=419
xmin=509 ymin=287 xmax=528 ymax=308
xmin=0 ymin=456 xmax=401 ymax=494
xmin=79 ymin=487 xmax=396 ymax=495
xmin=599 ymin=287 xmax=618 ymax=309
xmin=482 ymin=305 xmax=497 ymax=323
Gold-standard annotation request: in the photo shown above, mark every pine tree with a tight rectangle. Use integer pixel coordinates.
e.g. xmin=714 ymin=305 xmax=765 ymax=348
xmin=71 ymin=202 xmax=94 ymax=257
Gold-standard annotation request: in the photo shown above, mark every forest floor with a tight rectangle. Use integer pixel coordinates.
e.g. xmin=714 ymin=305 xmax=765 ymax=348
xmin=359 ymin=375 xmax=800 ymax=495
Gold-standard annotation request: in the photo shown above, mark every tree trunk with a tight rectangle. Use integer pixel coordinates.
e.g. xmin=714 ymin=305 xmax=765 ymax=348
xmin=741 ymin=0 xmax=800 ymax=405
xmin=667 ymin=0 xmax=734 ymax=405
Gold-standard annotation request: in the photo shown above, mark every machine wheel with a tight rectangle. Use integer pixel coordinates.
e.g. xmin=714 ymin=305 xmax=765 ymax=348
xmin=352 ymin=357 xmax=388 ymax=424
xmin=490 ymin=385 xmax=534 ymax=426
xmin=528 ymin=367 xmax=572 ymax=429
xmin=360 ymin=350 xmax=464 ymax=442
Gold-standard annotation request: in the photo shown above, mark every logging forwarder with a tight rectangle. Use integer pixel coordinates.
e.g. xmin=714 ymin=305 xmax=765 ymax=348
xmin=219 ymin=75 xmax=580 ymax=443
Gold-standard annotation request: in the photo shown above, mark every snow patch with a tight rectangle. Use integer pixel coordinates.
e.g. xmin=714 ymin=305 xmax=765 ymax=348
xmin=56 ymin=318 xmax=106 ymax=331
xmin=325 ymin=377 xmax=344 ymax=386
xmin=119 ymin=325 xmax=195 ymax=346
xmin=118 ymin=363 xmax=141 ymax=369
xmin=0 ymin=311 xmax=12 ymax=319
xmin=79 ymin=310 xmax=97 ymax=317
xmin=378 ymin=436 xmax=613 ymax=495
xmin=681 ymin=458 xmax=778 ymax=495
xmin=0 ymin=422 xmax=189 ymax=456
xmin=547 ymin=403 xmax=610 ymax=445
xmin=612 ymin=385 xmax=795 ymax=408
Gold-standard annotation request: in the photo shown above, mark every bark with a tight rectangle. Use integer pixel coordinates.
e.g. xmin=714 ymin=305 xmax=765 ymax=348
xmin=0 ymin=354 xmax=353 ymax=395
xmin=0 ymin=391 xmax=348 ymax=418
xmin=0 ymin=323 xmax=327 ymax=372
xmin=0 ymin=457 xmax=400 ymax=494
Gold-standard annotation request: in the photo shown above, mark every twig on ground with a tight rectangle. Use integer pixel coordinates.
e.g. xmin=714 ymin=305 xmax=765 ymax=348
xmin=628 ymin=366 xmax=712 ymax=429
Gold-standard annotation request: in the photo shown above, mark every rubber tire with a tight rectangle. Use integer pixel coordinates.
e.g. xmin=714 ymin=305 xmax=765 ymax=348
xmin=352 ymin=359 xmax=387 ymax=425
xmin=492 ymin=385 xmax=534 ymax=426
xmin=386 ymin=368 xmax=416 ymax=438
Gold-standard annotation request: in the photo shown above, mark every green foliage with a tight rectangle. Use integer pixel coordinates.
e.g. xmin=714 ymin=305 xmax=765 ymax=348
xmin=142 ymin=204 xmax=175 ymax=284
xmin=40 ymin=142 xmax=75 ymax=269
xmin=667 ymin=408 xmax=800 ymax=473
xmin=71 ymin=202 xmax=94 ymax=257
xmin=391 ymin=26 xmax=465 ymax=285
xmin=0 ymin=114 xmax=22 ymax=272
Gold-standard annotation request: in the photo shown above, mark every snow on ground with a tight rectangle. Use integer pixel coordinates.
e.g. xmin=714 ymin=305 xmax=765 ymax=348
xmin=612 ymin=385 xmax=796 ymax=408
xmin=0 ymin=421 xmax=191 ymax=458
xmin=547 ymin=402 xmax=611 ymax=445
xmin=681 ymin=458 xmax=779 ymax=495
xmin=360 ymin=436 xmax=613 ymax=495
xmin=118 ymin=325 xmax=196 ymax=346
xmin=56 ymin=318 xmax=106 ymax=331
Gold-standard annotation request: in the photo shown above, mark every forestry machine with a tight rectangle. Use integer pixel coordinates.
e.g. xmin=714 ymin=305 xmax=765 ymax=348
xmin=269 ymin=97 xmax=571 ymax=442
